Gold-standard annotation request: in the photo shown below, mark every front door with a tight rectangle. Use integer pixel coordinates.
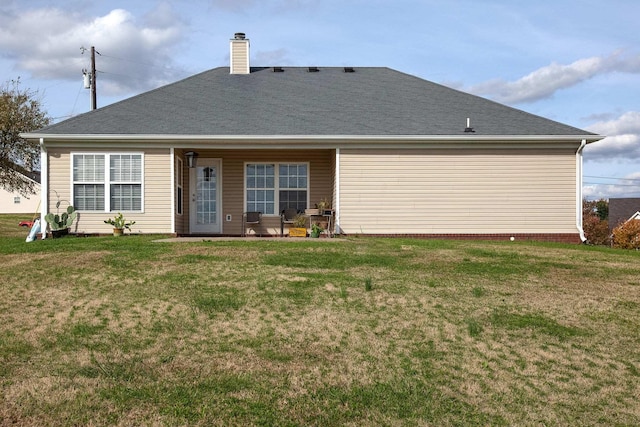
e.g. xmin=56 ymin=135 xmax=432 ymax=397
xmin=189 ymin=159 xmax=221 ymax=234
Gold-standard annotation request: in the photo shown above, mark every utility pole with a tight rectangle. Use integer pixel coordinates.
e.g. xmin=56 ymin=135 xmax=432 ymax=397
xmin=81 ymin=46 xmax=98 ymax=110
xmin=90 ymin=46 xmax=97 ymax=110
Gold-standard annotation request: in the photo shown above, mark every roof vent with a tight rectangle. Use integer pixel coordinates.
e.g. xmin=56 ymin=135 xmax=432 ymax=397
xmin=273 ymin=66 xmax=284 ymax=72
xmin=234 ymin=32 xmax=246 ymax=40
xmin=308 ymin=67 xmax=319 ymax=72
xmin=464 ymin=117 xmax=475 ymax=133
xmin=343 ymin=67 xmax=355 ymax=73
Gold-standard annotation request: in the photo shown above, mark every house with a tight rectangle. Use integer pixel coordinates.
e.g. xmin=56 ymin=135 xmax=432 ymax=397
xmin=0 ymin=172 xmax=40 ymax=215
xmin=22 ymin=33 xmax=603 ymax=242
xmin=608 ymin=198 xmax=640 ymax=233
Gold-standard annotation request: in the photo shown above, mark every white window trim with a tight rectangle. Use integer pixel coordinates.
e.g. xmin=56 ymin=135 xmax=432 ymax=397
xmin=176 ymin=156 xmax=183 ymax=216
xmin=243 ymin=161 xmax=310 ymax=216
xmin=71 ymin=152 xmax=145 ymax=213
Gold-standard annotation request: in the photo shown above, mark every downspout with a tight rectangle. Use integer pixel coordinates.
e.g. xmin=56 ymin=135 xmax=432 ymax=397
xmin=334 ymin=148 xmax=341 ymax=234
xmin=39 ymin=138 xmax=48 ymax=239
xmin=576 ymin=139 xmax=587 ymax=243
xmin=170 ymin=147 xmax=175 ymax=234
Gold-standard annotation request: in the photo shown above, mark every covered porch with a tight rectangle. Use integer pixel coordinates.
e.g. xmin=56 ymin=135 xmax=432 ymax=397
xmin=175 ymin=148 xmax=336 ymax=237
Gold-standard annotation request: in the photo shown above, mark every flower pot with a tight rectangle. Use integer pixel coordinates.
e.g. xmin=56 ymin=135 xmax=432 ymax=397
xmin=289 ymin=227 xmax=307 ymax=237
xmin=113 ymin=228 xmax=124 ymax=237
xmin=51 ymin=228 xmax=69 ymax=238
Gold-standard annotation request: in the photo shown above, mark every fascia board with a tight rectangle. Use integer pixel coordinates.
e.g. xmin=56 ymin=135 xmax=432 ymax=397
xmin=23 ymin=133 xmax=604 ymax=146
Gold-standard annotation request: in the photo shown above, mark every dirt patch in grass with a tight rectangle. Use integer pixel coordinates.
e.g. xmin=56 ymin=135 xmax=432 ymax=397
xmin=1 ymin=235 xmax=639 ymax=425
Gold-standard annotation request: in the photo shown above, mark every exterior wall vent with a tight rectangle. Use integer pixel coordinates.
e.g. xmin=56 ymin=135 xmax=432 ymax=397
xmin=230 ymin=33 xmax=250 ymax=74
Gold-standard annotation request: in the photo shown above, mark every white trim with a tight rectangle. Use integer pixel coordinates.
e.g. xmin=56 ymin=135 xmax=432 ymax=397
xmin=243 ymin=161 xmax=310 ymax=216
xmin=70 ymin=152 xmax=145 ymax=213
xmin=170 ymin=148 xmax=175 ymax=233
xmin=189 ymin=158 xmax=223 ymax=234
xmin=626 ymin=211 xmax=640 ymax=221
xmin=175 ymin=156 xmax=184 ymax=217
xmin=40 ymin=138 xmax=48 ymax=239
xmin=576 ymin=139 xmax=587 ymax=242
xmin=335 ymin=148 xmax=341 ymax=234
xmin=23 ymin=133 xmax=604 ymax=144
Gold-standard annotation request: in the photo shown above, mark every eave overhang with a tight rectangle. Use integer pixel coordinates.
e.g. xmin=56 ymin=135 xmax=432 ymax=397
xmin=22 ymin=133 xmax=604 ymax=150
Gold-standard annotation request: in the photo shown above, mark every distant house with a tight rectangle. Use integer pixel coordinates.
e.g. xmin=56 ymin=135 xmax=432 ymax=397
xmin=22 ymin=33 xmax=603 ymax=242
xmin=608 ymin=198 xmax=640 ymax=233
xmin=0 ymin=172 xmax=40 ymax=215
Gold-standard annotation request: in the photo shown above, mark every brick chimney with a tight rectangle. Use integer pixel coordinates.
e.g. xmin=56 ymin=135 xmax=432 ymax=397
xmin=230 ymin=32 xmax=250 ymax=74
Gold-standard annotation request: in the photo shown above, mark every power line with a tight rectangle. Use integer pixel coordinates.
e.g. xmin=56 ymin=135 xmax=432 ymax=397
xmin=584 ymin=182 xmax=640 ymax=187
xmin=584 ymin=175 xmax=640 ymax=182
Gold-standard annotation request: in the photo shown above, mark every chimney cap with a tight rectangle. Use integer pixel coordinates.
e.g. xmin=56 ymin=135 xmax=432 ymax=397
xmin=234 ymin=32 xmax=246 ymax=40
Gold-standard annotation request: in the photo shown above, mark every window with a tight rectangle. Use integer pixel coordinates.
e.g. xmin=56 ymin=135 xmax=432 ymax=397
xmin=73 ymin=154 xmax=105 ymax=210
xmin=14 ymin=196 xmax=21 ymax=204
xmin=72 ymin=153 xmax=143 ymax=212
xmin=245 ymin=163 xmax=308 ymax=214
xmin=110 ymin=154 xmax=142 ymax=210
xmin=176 ymin=157 xmax=183 ymax=215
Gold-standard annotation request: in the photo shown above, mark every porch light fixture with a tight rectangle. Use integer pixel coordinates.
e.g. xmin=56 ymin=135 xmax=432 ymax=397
xmin=184 ymin=151 xmax=198 ymax=168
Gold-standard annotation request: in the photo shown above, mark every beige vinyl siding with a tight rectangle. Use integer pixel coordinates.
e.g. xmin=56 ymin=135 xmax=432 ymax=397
xmin=338 ymin=148 xmax=578 ymax=235
xmin=47 ymin=148 xmax=173 ymax=234
xmin=230 ymin=40 xmax=249 ymax=74
xmin=184 ymin=149 xmax=333 ymax=235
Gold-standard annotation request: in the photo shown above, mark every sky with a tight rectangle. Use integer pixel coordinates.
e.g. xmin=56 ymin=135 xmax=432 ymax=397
xmin=1 ymin=0 xmax=639 ymax=200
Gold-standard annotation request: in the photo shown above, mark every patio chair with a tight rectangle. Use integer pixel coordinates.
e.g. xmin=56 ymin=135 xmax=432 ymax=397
xmin=242 ymin=211 xmax=262 ymax=237
xmin=280 ymin=208 xmax=298 ymax=237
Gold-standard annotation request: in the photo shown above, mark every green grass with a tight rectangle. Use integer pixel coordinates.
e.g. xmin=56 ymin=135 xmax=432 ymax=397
xmin=1 ymin=215 xmax=639 ymax=425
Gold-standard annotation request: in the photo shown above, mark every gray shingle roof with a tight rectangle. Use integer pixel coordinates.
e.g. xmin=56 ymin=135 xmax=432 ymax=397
xmin=35 ymin=67 xmax=597 ymax=137
xmin=608 ymin=198 xmax=640 ymax=231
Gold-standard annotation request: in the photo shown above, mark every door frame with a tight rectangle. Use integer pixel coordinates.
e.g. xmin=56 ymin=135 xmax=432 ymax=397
xmin=189 ymin=158 xmax=222 ymax=234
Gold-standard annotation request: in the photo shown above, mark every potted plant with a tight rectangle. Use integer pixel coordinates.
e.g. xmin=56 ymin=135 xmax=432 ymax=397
xmin=316 ymin=198 xmax=331 ymax=215
xmin=104 ymin=212 xmax=136 ymax=236
xmin=45 ymin=205 xmax=77 ymax=238
xmin=289 ymin=214 xmax=307 ymax=237
xmin=310 ymin=222 xmax=324 ymax=238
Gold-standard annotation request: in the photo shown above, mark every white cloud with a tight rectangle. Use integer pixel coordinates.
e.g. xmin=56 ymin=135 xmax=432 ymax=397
xmin=582 ymin=112 xmax=640 ymax=199
xmin=584 ymin=111 xmax=640 ymax=161
xmin=0 ymin=4 xmax=187 ymax=95
xmin=583 ymin=171 xmax=640 ymax=200
xmin=468 ymin=51 xmax=640 ymax=104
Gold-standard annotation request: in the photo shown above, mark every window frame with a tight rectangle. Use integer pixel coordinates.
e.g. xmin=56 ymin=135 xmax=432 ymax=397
xmin=244 ymin=161 xmax=309 ymax=215
xmin=176 ymin=157 xmax=183 ymax=216
xmin=71 ymin=152 xmax=145 ymax=213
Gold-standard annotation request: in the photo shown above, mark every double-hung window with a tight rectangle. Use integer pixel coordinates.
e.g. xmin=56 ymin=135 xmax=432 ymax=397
xmin=246 ymin=163 xmax=308 ymax=214
xmin=72 ymin=153 xmax=143 ymax=212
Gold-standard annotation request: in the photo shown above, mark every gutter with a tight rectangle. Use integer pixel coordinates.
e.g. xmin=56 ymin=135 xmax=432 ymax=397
xmin=576 ymin=139 xmax=587 ymax=243
xmin=21 ymin=133 xmax=604 ymax=144
xmin=39 ymin=138 xmax=48 ymax=239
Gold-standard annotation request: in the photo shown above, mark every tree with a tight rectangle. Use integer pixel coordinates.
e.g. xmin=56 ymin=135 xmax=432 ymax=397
xmin=0 ymin=78 xmax=50 ymax=195
xmin=583 ymin=198 xmax=610 ymax=245
xmin=595 ymin=199 xmax=609 ymax=221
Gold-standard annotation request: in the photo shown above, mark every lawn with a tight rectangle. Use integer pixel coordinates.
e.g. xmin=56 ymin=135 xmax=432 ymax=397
xmin=1 ymin=214 xmax=639 ymax=426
